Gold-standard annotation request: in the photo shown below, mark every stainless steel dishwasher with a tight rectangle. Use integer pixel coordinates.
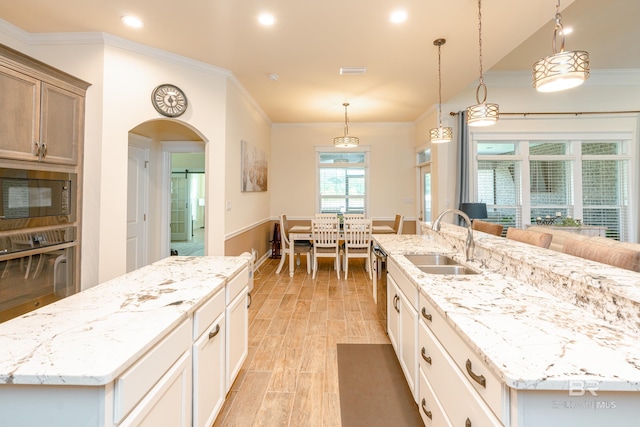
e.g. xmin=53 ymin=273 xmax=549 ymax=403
xmin=372 ymin=244 xmax=387 ymax=329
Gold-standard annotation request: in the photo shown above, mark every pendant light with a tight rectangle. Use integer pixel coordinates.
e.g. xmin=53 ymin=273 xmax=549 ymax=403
xmin=533 ymin=0 xmax=589 ymax=92
xmin=467 ymin=0 xmax=499 ymax=127
xmin=334 ymin=103 xmax=359 ymax=148
xmin=430 ymin=38 xmax=453 ymax=143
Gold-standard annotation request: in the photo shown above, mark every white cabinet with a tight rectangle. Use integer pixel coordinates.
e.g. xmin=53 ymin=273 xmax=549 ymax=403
xmin=387 ymin=259 xmax=419 ymax=402
xmin=192 ymin=289 xmax=226 ymax=427
xmin=419 ymin=316 xmax=502 ymax=427
xmin=226 ymin=285 xmax=248 ymax=392
xmin=398 ymin=283 xmax=417 ymax=398
xmin=387 ymin=273 xmax=400 ymax=352
xmin=225 ymin=267 xmax=249 ymax=392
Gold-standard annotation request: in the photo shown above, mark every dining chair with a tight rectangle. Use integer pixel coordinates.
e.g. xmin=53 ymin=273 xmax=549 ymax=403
xmin=343 ymin=213 xmax=365 ymax=221
xmin=342 ymin=218 xmax=372 ymax=279
xmin=393 ymin=214 xmax=404 ymax=234
xmin=276 ymin=214 xmax=312 ymax=275
xmin=315 ymin=213 xmax=338 ymax=219
xmin=472 ymin=219 xmax=504 ymax=237
xmin=311 ymin=218 xmax=341 ymax=279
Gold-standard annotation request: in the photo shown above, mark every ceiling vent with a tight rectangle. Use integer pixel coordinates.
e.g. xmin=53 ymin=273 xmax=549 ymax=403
xmin=339 ymin=67 xmax=367 ymax=75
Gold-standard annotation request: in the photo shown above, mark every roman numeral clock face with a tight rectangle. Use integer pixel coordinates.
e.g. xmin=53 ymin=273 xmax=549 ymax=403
xmin=151 ymin=84 xmax=188 ymax=117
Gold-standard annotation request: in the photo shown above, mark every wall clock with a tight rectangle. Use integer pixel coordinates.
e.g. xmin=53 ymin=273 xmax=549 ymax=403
xmin=151 ymin=84 xmax=188 ymax=117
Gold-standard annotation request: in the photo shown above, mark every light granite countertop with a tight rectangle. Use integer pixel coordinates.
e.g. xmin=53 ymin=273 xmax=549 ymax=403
xmin=0 ymin=255 xmax=250 ymax=386
xmin=374 ymin=228 xmax=640 ymax=392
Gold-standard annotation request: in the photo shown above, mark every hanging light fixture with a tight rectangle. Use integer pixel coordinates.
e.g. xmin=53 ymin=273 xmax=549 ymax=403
xmin=533 ymin=0 xmax=589 ymax=92
xmin=334 ymin=102 xmax=360 ymax=148
xmin=467 ymin=0 xmax=499 ymax=127
xmin=430 ymin=38 xmax=453 ymax=143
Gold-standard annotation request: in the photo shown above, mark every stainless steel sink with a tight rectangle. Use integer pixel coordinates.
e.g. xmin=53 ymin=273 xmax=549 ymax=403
xmin=404 ymin=254 xmax=458 ymax=266
xmin=404 ymin=253 xmax=479 ymax=275
xmin=417 ymin=265 xmax=480 ymax=275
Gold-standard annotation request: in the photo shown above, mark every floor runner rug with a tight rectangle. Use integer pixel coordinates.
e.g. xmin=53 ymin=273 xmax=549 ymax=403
xmin=337 ymin=343 xmax=423 ymax=426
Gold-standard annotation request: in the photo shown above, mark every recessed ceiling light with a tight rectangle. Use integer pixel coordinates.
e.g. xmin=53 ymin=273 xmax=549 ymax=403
xmin=121 ymin=15 xmax=143 ymax=29
xmin=390 ymin=10 xmax=408 ymax=24
xmin=258 ymin=13 xmax=275 ymax=26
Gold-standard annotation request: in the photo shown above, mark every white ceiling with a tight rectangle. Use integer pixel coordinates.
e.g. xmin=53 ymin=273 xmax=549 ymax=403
xmin=1 ymin=0 xmax=638 ymax=124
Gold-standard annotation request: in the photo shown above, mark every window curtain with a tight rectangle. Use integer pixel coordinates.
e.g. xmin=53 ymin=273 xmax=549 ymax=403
xmin=455 ymin=111 xmax=471 ymax=219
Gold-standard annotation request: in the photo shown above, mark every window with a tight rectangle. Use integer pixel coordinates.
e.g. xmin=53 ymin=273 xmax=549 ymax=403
xmin=474 ymin=138 xmax=631 ymax=240
xmin=317 ymin=150 xmax=369 ymax=214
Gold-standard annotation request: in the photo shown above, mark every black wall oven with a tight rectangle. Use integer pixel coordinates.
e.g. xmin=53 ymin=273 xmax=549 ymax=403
xmin=0 ymin=167 xmax=78 ymax=322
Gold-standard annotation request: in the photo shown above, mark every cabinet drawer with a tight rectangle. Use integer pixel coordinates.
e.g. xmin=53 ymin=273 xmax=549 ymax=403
xmin=114 ymin=319 xmax=192 ymax=423
xmin=419 ymin=320 xmax=503 ymax=427
xmin=419 ymin=368 xmax=452 ymax=427
xmin=388 ymin=258 xmax=418 ymax=310
xmin=119 ymin=350 xmax=192 ymax=427
xmin=226 ymin=267 xmax=249 ymax=305
xmin=419 ymin=293 xmax=506 ymax=421
xmin=193 ymin=289 xmax=225 ymax=340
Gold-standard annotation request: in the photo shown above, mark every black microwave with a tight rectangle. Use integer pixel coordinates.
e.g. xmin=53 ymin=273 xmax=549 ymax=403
xmin=0 ymin=168 xmax=76 ymax=229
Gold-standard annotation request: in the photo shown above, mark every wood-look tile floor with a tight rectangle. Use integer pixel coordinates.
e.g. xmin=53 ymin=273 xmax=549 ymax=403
xmin=213 ymin=256 xmax=390 ymax=427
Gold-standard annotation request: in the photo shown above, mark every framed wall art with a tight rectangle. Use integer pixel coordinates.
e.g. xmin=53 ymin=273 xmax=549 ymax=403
xmin=241 ymin=140 xmax=268 ymax=192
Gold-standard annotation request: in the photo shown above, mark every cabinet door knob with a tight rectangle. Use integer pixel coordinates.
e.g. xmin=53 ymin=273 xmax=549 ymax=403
xmin=421 ymin=307 xmax=432 ymax=322
xmin=466 ymin=417 xmax=472 ymax=427
xmin=421 ymin=398 xmax=433 ymax=419
xmin=208 ymin=324 xmax=221 ymax=340
xmin=465 ymin=359 xmax=486 ymax=388
xmin=421 ymin=347 xmax=432 ymax=365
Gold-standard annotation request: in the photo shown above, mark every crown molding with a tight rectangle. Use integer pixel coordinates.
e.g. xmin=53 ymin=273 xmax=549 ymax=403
xmin=0 ymin=19 xmax=271 ymax=124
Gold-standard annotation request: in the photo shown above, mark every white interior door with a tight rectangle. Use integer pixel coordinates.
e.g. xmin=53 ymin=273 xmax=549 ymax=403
xmin=420 ymin=164 xmax=432 ymax=225
xmin=171 ymin=174 xmax=190 ymax=241
xmin=127 ymin=145 xmax=149 ymax=272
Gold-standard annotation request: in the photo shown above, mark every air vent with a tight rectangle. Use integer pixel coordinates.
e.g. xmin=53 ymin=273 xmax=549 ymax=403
xmin=339 ymin=67 xmax=367 ymax=75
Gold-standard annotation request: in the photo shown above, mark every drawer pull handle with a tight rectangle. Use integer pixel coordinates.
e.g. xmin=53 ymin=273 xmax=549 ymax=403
xmin=421 ymin=398 xmax=433 ymax=420
xmin=393 ymin=294 xmax=400 ymax=313
xmin=247 ymin=292 xmax=252 ymax=308
xmin=465 ymin=359 xmax=486 ymax=388
xmin=466 ymin=417 xmax=472 ymax=427
xmin=421 ymin=347 xmax=432 ymax=365
xmin=208 ymin=324 xmax=221 ymax=340
xmin=421 ymin=307 xmax=432 ymax=322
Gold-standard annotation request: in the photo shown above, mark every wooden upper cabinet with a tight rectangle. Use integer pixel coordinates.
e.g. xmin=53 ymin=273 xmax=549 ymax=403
xmin=40 ymin=82 xmax=84 ymax=165
xmin=0 ymin=65 xmax=40 ymax=162
xmin=0 ymin=44 xmax=89 ymax=166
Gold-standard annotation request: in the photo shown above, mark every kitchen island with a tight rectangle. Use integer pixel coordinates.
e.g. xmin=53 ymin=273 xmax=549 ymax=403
xmin=374 ymin=224 xmax=640 ymax=427
xmin=0 ymin=255 xmax=251 ymax=427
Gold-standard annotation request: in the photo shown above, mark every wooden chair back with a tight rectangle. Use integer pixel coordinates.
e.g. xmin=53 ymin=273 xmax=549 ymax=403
xmin=472 ymin=220 xmax=504 ymax=237
xmin=393 ymin=214 xmax=404 ymax=234
xmin=344 ymin=219 xmax=372 ymax=249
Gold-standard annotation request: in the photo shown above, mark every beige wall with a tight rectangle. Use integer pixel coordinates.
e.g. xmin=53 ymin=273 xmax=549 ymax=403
xmin=270 ymin=122 xmax=416 ymax=221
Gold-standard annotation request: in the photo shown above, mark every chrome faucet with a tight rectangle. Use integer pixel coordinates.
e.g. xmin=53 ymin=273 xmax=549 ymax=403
xmin=432 ymin=208 xmax=475 ymax=262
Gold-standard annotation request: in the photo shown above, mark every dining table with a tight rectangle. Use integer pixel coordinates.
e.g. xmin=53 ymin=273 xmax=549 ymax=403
xmin=286 ymin=223 xmax=393 ymax=276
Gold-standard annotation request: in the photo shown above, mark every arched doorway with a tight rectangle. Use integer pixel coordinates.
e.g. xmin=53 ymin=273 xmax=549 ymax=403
xmin=126 ymin=119 xmax=207 ymax=272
